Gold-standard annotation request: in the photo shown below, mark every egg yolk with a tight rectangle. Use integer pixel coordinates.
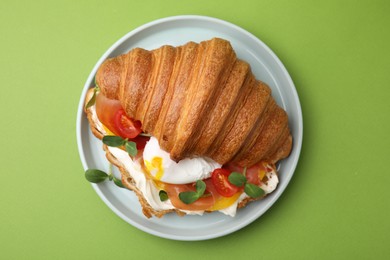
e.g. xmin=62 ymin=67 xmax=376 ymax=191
xmin=144 ymin=157 xmax=164 ymax=181
xmin=208 ymin=192 xmax=242 ymax=211
xmin=259 ymin=169 xmax=266 ymax=181
xmin=102 ymin=124 xmax=115 ymax=135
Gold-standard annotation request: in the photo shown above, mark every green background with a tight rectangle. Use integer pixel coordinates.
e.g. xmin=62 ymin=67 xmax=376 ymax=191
xmin=1 ymin=0 xmax=389 ymax=259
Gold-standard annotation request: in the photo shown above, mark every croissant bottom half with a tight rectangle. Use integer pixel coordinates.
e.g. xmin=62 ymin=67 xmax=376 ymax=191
xmin=96 ymin=38 xmax=292 ymax=167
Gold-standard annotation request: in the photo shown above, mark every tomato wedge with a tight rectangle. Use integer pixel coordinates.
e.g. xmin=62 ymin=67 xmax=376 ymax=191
xmin=211 ymin=168 xmax=239 ymax=197
xmin=113 ymin=109 xmax=142 ymax=139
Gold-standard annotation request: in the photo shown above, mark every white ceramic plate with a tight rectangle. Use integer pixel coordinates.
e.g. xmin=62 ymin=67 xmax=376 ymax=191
xmin=76 ymin=15 xmax=302 ymax=241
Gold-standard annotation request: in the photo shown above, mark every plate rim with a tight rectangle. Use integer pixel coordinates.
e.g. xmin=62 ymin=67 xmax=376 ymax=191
xmin=76 ymin=14 xmax=303 ymax=241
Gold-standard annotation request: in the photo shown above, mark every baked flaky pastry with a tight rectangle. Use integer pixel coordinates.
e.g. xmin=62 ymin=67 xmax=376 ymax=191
xmin=85 ymin=38 xmax=292 ymax=218
xmin=95 ymin=37 xmax=292 ymax=167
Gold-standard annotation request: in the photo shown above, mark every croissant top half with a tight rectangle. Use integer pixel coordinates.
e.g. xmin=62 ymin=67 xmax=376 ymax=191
xmin=95 ymin=38 xmax=292 ymax=167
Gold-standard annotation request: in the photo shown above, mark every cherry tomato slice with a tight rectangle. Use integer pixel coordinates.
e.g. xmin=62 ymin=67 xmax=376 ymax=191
xmin=113 ymin=109 xmax=142 ymax=139
xmin=211 ymin=168 xmax=239 ymax=197
xmin=95 ymin=92 xmax=144 ymax=139
xmin=95 ymin=92 xmax=149 ymax=151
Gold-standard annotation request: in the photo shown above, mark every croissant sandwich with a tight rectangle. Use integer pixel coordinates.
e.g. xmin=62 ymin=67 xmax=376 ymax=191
xmin=84 ymin=37 xmax=292 ymax=218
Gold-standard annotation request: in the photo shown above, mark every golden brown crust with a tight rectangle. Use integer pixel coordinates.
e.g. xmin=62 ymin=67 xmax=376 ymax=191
xmin=121 ymin=48 xmax=153 ymax=120
xmin=95 ymin=38 xmax=292 ymax=167
xmin=96 ymin=55 xmax=124 ymax=100
xmin=169 ymin=39 xmax=236 ymax=159
xmin=155 ymin=42 xmax=198 ymax=151
xmin=235 ymin=106 xmax=290 ymax=166
xmin=192 ymin=60 xmax=250 ymax=156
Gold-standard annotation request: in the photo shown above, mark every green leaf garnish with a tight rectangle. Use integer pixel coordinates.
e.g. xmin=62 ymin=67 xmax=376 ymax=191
xmin=85 ymin=168 xmax=126 ymax=189
xmin=102 ymin=135 xmax=138 ymax=157
xmin=242 ymin=167 xmax=247 ymax=177
xmin=102 ymin=135 xmax=126 ymax=147
xmin=179 ymin=191 xmax=200 ymax=204
xmin=94 ymin=77 xmax=99 ymax=89
xmin=125 ymin=141 xmax=137 ymax=157
xmin=159 ymin=190 xmax=168 ymax=202
xmin=195 ymin=179 xmax=206 ymax=195
xmin=113 ymin=176 xmax=125 ymax=188
xmin=244 ymin=183 xmax=265 ymax=198
xmin=228 ymin=172 xmax=247 ymax=187
xmin=179 ymin=180 xmax=206 ymax=204
xmin=85 ymin=89 xmax=97 ymax=109
xmin=85 ymin=169 xmax=108 ymax=183
xmin=85 ymin=85 xmax=99 ymax=109
xmin=139 ymin=133 xmax=152 ymax=137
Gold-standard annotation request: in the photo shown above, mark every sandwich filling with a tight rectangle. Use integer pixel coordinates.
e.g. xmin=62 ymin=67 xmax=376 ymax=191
xmin=87 ymin=89 xmax=279 ymax=217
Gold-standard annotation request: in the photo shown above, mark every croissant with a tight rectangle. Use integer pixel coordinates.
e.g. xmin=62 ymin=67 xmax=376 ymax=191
xmin=95 ymin=37 xmax=292 ymax=167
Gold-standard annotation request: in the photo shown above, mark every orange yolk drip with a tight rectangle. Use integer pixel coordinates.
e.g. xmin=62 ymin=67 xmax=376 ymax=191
xmin=259 ymin=168 xmax=266 ymax=181
xmin=103 ymin=124 xmax=115 ymax=135
xmin=144 ymin=157 xmax=164 ymax=181
xmin=208 ymin=192 xmax=243 ymax=211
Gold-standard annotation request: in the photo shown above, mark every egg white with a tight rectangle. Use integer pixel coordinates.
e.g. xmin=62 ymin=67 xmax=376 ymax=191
xmin=143 ymin=137 xmax=221 ymax=184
